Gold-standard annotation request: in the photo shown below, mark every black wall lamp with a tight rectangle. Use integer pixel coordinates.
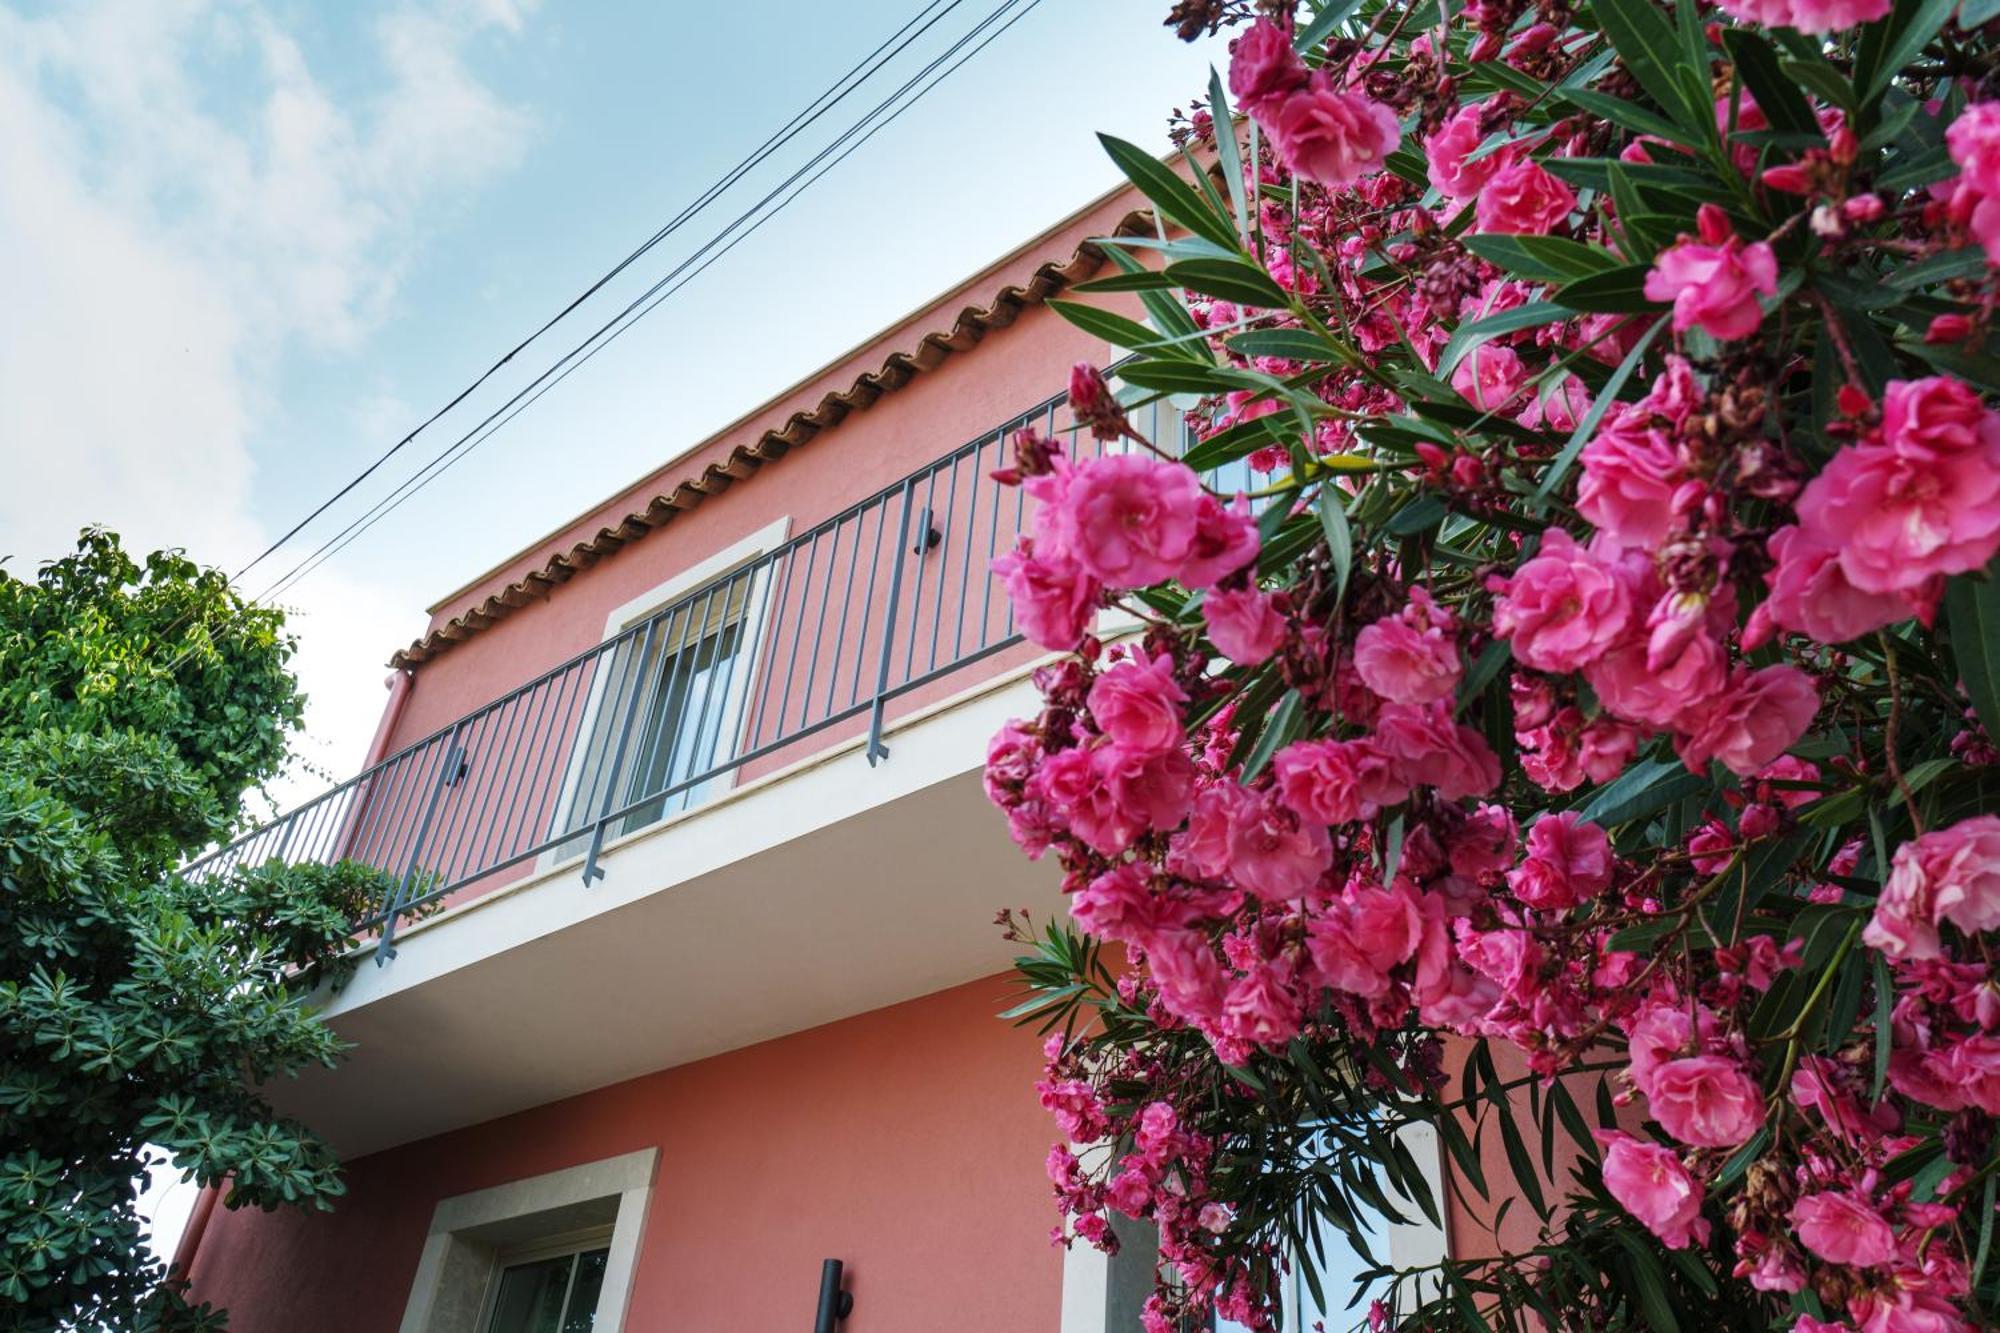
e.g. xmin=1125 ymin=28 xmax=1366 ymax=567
xmin=813 ymin=1258 xmax=854 ymax=1331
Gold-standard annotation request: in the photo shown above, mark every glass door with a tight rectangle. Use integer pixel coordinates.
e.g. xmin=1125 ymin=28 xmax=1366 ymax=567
xmin=485 ymin=1245 xmax=609 ymax=1333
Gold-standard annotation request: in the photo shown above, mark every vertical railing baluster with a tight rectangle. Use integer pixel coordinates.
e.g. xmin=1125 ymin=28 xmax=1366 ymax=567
xmin=864 ymin=480 xmax=919 ymax=765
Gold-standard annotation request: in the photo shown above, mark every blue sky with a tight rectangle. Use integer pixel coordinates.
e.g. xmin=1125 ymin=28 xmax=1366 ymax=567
xmin=1 ymin=0 xmax=1224 ymax=798
xmin=0 ymin=0 xmax=1224 ymax=1251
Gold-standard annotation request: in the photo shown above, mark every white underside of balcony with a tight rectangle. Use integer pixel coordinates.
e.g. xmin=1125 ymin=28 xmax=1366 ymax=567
xmin=270 ymin=665 xmax=1064 ymax=1158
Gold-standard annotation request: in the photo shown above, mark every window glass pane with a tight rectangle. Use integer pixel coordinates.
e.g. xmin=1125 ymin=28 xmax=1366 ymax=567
xmin=548 ymin=566 xmax=761 ymax=853
xmin=621 ymin=614 xmax=745 ymax=831
xmin=487 ymin=1254 xmax=574 ymax=1333
xmin=561 ymin=1248 xmax=609 ymax=1332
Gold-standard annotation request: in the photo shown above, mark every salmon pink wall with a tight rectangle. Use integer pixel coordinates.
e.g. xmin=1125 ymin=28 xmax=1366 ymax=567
xmin=185 ymin=975 xmax=1063 ymax=1332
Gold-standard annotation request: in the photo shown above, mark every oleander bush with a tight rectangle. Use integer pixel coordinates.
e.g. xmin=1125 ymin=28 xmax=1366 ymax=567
xmin=986 ymin=0 xmax=2000 ymax=1327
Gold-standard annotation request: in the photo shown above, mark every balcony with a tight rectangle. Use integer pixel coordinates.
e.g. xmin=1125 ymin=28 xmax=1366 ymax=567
xmin=191 ymin=378 xmax=1230 ymax=1154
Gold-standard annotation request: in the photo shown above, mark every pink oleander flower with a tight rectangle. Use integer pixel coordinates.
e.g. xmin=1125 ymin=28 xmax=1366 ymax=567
xmin=1307 ymin=881 xmax=1424 ymax=996
xmin=1448 ymin=802 xmax=1520 ymax=879
xmin=1577 ymin=403 xmax=1683 ymax=550
xmin=1854 ymin=1291 xmax=1972 ymax=1333
xmin=1087 ymin=652 xmax=1188 ymax=756
xmin=1646 ymin=1053 xmax=1767 ymax=1148
xmin=1450 ymin=342 xmax=1528 ymax=414
xmin=1426 ymin=103 xmax=1513 ymax=200
xmin=1644 ymin=205 xmax=1779 ymax=340
xmin=1715 ymin=0 xmax=1887 ymax=32
xmin=1070 ymin=863 xmax=1163 ymax=944
xmin=1881 ymin=375 xmax=2000 ymax=459
xmin=1227 ymin=18 xmax=1307 ymax=120
xmin=1373 ymin=701 xmax=1502 ymax=800
xmin=1179 ymin=495 xmax=1261 ymax=589
xmin=1474 ymin=158 xmax=1578 ymax=235
xmin=1794 ymin=436 xmax=2000 ymax=596
xmin=1792 ymin=1192 xmax=1899 ymax=1268
xmin=1223 ymin=959 xmax=1304 ymax=1046
xmin=1054 ymin=454 xmax=1206 ymax=588
xmin=1273 ymin=737 xmax=1404 ymax=827
xmin=1674 ymin=664 xmax=1818 ymax=778
xmin=1353 ymin=598 xmax=1462 ymax=706
xmin=1507 ymin=811 xmax=1614 ymax=911
xmin=1268 ymin=74 xmax=1401 ymax=189
xmin=1598 ymin=1131 xmax=1710 ymax=1249
xmin=993 ymin=540 xmax=1100 ymax=650
xmin=1586 ymin=623 xmax=1728 ymax=729
xmin=1147 ymin=928 xmax=1227 ymax=1024
xmin=1491 ymin=529 xmax=1633 ymax=674
xmin=1227 ymin=788 xmax=1333 ymax=901
xmin=1943 ymin=1033 xmax=2000 ymax=1114
xmin=1192 ymin=580 xmax=1288 ymax=664
xmin=1950 ymin=102 xmax=2000 ymax=198
xmin=1203 ymin=585 xmax=1288 ymax=664
xmin=1752 ymin=524 xmax=1935 ymax=647
xmin=1864 ymin=815 xmax=2000 ymax=959
xmin=1627 ymin=1002 xmax=1708 ymax=1097
xmin=1949 ymin=102 xmax=2000 ymax=262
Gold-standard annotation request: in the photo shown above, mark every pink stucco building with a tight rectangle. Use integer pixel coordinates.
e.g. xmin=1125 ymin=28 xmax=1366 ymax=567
xmin=179 ymin=182 xmax=1486 ymax=1332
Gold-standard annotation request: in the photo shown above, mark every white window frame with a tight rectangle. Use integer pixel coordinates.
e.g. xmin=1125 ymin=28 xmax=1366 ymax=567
xmin=540 ymin=517 xmax=790 ymax=870
xmin=397 ymin=1148 xmax=657 ymax=1333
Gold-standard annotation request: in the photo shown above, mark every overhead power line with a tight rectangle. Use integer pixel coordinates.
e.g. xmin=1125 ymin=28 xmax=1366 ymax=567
xmin=233 ymin=0 xmax=976 ymax=585
xmin=258 ymin=0 xmax=1047 ymax=606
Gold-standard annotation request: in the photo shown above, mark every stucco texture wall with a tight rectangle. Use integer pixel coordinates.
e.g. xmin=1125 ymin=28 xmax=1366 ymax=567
xmin=185 ymin=974 xmax=1062 ymax=1332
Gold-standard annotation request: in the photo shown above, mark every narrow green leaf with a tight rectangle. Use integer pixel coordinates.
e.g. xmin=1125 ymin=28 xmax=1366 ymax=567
xmin=1317 ymin=485 xmax=1353 ymax=605
xmin=1226 ymin=328 xmax=1339 ymax=362
xmin=1208 ymin=67 xmax=1249 ymax=239
xmin=1101 ymin=247 xmax=1208 ymax=356
xmin=1463 ymin=234 xmax=1622 ymax=284
xmin=1098 ymin=132 xmax=1240 ymax=252
xmin=1721 ymin=29 xmax=1819 ymax=136
xmin=1559 ymin=86 xmax=1692 ymax=145
xmin=1438 ymin=301 xmax=1569 ymax=377
xmin=1856 ymin=0 xmax=1954 ymax=104
xmin=1946 ymin=560 xmax=2000 ymax=745
xmin=1242 ymin=690 xmax=1304 ymax=781
xmin=1783 ymin=57 xmax=1857 ymax=114
xmin=1047 ymin=300 xmax=1193 ymax=360
xmin=1593 ymin=0 xmax=1704 ymax=128
xmin=1552 ymin=264 xmax=1667 ymax=314
xmin=1164 ymin=257 xmax=1292 ymax=310
xmin=1070 ymin=270 xmax=1178 ymax=295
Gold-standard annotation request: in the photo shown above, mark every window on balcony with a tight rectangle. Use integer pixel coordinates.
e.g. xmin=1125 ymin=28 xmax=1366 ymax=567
xmin=610 ymin=581 xmax=755 ymax=830
xmin=547 ymin=520 xmax=787 ymax=861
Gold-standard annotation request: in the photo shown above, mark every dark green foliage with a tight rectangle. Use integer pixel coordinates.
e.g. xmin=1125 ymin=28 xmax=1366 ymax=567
xmin=0 ymin=530 xmax=390 ymax=1331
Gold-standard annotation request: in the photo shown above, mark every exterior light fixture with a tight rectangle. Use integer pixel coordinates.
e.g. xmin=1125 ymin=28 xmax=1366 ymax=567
xmin=813 ymin=1258 xmax=853 ymax=1331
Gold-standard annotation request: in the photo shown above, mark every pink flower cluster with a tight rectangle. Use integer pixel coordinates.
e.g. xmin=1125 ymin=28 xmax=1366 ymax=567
xmin=984 ymin=9 xmax=2000 ymax=1331
xmin=1948 ymin=101 xmax=2000 ymax=263
xmin=993 ymin=394 xmax=1259 ymax=652
xmin=1760 ymin=377 xmax=2000 ymax=643
xmin=1230 ymin=20 xmax=1400 ymax=190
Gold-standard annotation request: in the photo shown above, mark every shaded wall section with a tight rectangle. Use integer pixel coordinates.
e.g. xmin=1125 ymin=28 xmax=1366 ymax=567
xmin=186 ymin=974 xmax=1063 ymax=1332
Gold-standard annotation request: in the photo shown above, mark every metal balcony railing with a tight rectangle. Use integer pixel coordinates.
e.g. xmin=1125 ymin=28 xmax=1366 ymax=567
xmin=188 ymin=381 xmax=1232 ymax=962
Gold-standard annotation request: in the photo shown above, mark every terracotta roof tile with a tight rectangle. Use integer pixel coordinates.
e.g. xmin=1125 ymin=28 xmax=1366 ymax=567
xmin=388 ymin=205 xmax=1157 ymax=669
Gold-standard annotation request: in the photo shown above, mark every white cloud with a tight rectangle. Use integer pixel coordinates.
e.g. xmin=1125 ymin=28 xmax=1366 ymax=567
xmin=0 ymin=0 xmax=538 ymax=798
